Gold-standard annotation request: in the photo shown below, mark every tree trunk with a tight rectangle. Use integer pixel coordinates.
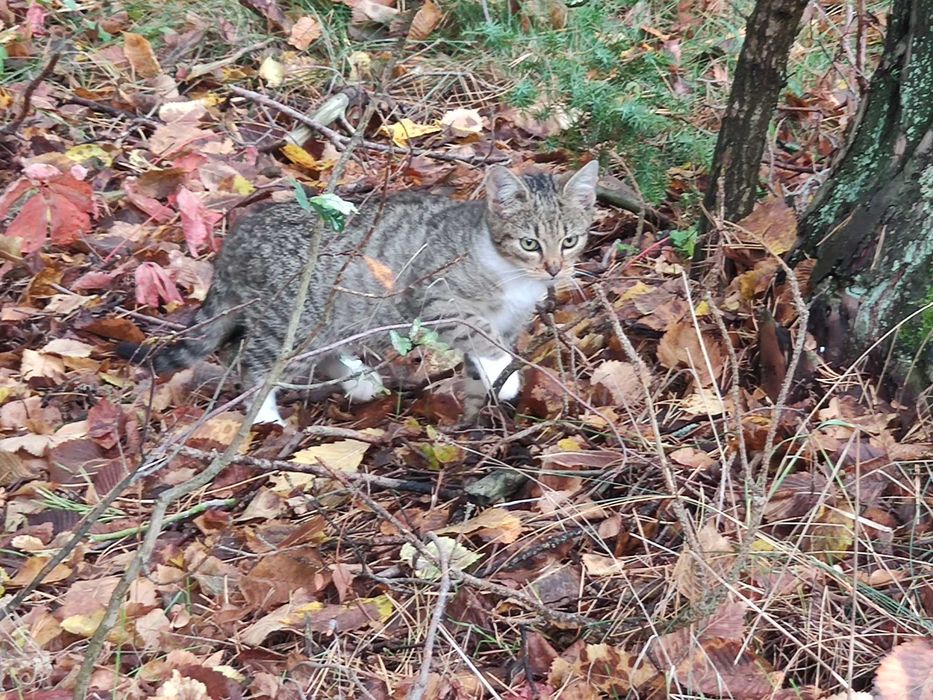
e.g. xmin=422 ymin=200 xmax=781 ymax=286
xmin=697 ymin=0 xmax=809 ymax=259
xmin=799 ymin=0 xmax=933 ymax=397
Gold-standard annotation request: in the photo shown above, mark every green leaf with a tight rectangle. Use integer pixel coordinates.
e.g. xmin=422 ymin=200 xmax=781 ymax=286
xmin=390 ymin=330 xmax=413 ymax=356
xmin=670 ymin=227 xmax=697 ymax=259
xmin=291 ymin=178 xmax=312 ymax=212
xmin=309 ymin=193 xmax=358 ymax=232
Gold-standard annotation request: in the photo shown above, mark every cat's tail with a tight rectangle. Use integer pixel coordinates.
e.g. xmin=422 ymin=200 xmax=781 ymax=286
xmin=117 ymin=299 xmax=239 ymax=375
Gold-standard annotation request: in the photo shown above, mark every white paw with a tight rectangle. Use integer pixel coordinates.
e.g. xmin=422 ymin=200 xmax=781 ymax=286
xmin=497 ymin=370 xmax=521 ymax=402
xmin=475 ymin=353 xmax=520 ymax=401
xmin=253 ymin=390 xmax=286 ymax=426
xmin=342 ymin=373 xmax=384 ymax=402
xmin=338 ymin=354 xmax=385 ymax=403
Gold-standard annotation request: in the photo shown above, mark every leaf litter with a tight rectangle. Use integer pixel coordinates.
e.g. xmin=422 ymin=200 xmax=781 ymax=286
xmin=0 ymin=1 xmax=930 ymax=699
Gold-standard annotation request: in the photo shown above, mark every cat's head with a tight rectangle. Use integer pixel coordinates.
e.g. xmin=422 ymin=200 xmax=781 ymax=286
xmin=484 ymin=161 xmax=599 ymax=281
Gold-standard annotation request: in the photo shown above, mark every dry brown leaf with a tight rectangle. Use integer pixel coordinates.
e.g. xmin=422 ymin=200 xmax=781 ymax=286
xmin=735 ymin=196 xmax=798 ymax=256
xmin=657 ymin=321 xmax=723 ymax=386
xmin=669 ymin=446 xmax=716 ymax=470
xmin=0 ymin=450 xmax=32 ymax=485
xmin=590 ymin=360 xmax=642 ymax=407
xmin=672 ymin=521 xmax=734 ymax=602
xmin=8 ymin=556 xmax=72 ymax=588
xmin=408 ymin=0 xmax=443 ymax=40
xmin=288 ymin=15 xmax=322 ymax=49
xmin=436 ymin=507 xmax=523 ymax=544
xmin=672 ymin=637 xmax=781 ymax=697
xmin=122 ymin=32 xmax=162 ymax=78
xmin=41 ymin=338 xmax=94 ymax=357
xmin=134 ymin=608 xmax=171 ymax=650
xmin=20 ymin=349 xmax=66 ymax=382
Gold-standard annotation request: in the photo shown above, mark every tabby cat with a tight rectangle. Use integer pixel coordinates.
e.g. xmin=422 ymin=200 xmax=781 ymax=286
xmin=121 ymin=162 xmax=599 ymax=425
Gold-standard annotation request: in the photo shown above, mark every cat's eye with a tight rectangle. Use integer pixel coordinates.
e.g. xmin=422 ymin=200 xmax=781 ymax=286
xmin=561 ymin=235 xmax=579 ymax=249
xmin=520 ymin=237 xmax=541 ymax=252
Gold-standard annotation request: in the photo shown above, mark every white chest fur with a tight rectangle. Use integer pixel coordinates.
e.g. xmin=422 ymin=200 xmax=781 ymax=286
xmin=474 ymin=236 xmax=548 ymax=336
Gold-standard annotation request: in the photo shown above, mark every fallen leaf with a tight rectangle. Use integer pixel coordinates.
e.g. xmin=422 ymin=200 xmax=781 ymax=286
xmin=41 ymin=338 xmax=95 ymax=358
xmin=657 ymin=321 xmax=723 ymax=386
xmin=436 ymin=507 xmax=523 ymax=544
xmin=735 ymin=196 xmax=798 ymax=256
xmin=441 ymin=107 xmax=483 ymax=137
xmin=280 ymin=143 xmax=320 ymax=170
xmin=379 ymin=118 xmax=441 ymax=147
xmin=259 ymin=55 xmax=285 ymax=87
xmin=60 ymin=610 xmax=107 ymax=637
xmin=20 ymin=349 xmax=66 ymax=382
xmin=400 ymin=537 xmax=481 ymax=579
xmin=408 ymin=0 xmax=443 ymax=40
xmin=290 ymin=432 xmax=381 ymax=472
xmin=175 ymin=187 xmax=221 ymax=256
xmin=590 ymin=360 xmax=642 ymax=407
xmin=122 ymin=32 xmax=162 ymax=78
xmin=288 ymin=16 xmax=322 ymax=50
xmin=8 ymin=556 xmax=72 ymax=587
xmin=672 ymin=521 xmax=734 ymax=602
xmin=135 ymin=262 xmax=183 ymax=308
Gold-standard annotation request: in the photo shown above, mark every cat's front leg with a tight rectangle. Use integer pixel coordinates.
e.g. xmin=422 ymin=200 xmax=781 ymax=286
xmin=469 ymin=353 xmax=520 ymax=401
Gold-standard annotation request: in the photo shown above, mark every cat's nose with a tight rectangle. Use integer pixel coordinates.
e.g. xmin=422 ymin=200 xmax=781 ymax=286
xmin=544 ymin=260 xmax=562 ymax=277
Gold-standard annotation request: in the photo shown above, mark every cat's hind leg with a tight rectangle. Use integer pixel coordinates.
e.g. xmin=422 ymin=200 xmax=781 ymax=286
xmin=252 ymin=387 xmax=286 ymax=426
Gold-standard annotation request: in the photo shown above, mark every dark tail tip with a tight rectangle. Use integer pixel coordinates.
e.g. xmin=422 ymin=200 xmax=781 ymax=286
xmin=116 ymin=341 xmax=150 ymax=364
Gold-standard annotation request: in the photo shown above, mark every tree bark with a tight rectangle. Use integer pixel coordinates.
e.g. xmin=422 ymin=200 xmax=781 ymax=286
xmin=799 ymin=0 xmax=933 ymax=396
xmin=696 ymin=0 xmax=809 ymax=262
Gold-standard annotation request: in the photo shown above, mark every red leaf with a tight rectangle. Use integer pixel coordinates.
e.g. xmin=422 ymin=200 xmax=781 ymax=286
xmin=72 ymin=271 xmax=116 ymax=291
xmin=125 ymin=179 xmax=175 ymax=223
xmin=87 ymin=399 xmax=124 ymax=450
xmin=46 ymin=190 xmax=92 ymax=246
xmin=135 ymin=262 xmax=183 ymax=307
xmin=176 ymin=187 xmax=221 ymax=256
xmin=46 ymin=175 xmax=95 ymax=214
xmin=0 ymin=178 xmax=35 ymax=216
xmin=5 ymin=195 xmax=50 ymax=252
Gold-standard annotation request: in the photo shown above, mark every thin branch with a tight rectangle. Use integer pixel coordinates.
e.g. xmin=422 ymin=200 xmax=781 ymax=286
xmin=407 ymin=533 xmax=453 ymax=700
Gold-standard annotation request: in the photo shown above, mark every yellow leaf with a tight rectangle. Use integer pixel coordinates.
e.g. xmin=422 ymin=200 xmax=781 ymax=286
xmin=232 ymin=174 xmax=255 ymax=195
xmin=617 ymin=280 xmax=651 ymax=303
xmin=437 ymin=507 xmax=523 ymax=544
xmin=694 ymin=299 xmax=711 ymax=316
xmin=122 ymin=32 xmax=162 ymax=78
xmin=365 ymin=594 xmax=394 ymax=621
xmin=280 ymin=143 xmax=319 ymax=170
xmin=379 ymin=118 xmax=441 ymax=147
xmin=61 ymin=610 xmax=106 ymax=637
xmin=290 ymin=429 xmax=383 ymax=472
xmin=259 ymin=55 xmax=285 ymax=87
xmin=65 ymin=144 xmax=113 ymax=166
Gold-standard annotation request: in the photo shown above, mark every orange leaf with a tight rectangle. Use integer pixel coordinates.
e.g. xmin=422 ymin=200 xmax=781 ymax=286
xmin=122 ymin=32 xmax=162 ymax=78
xmin=408 ymin=0 xmax=443 ymax=40
xmin=288 ymin=16 xmax=322 ymax=50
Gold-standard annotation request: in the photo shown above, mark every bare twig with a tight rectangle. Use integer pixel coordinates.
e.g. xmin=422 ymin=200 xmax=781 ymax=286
xmin=407 ymin=533 xmax=454 ymax=700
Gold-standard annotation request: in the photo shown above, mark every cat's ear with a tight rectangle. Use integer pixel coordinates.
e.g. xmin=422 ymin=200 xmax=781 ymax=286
xmin=485 ymin=166 xmax=529 ymax=216
xmin=562 ymin=161 xmax=599 ymax=208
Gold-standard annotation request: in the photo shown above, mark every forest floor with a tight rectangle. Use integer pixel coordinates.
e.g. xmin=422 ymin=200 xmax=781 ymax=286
xmin=0 ymin=1 xmax=931 ymax=699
